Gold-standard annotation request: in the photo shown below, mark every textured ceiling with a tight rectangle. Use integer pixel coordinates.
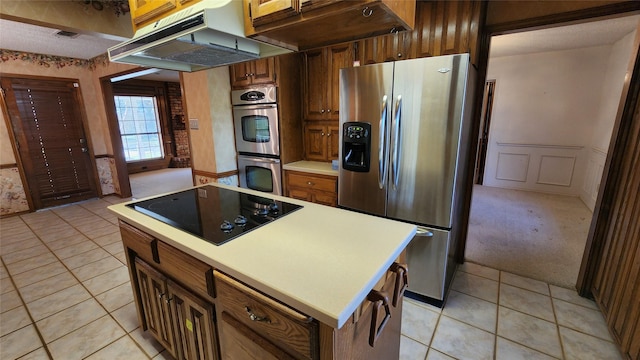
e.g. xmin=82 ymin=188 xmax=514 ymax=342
xmin=0 ymin=18 xmax=124 ymax=60
xmin=490 ymin=14 xmax=640 ymax=58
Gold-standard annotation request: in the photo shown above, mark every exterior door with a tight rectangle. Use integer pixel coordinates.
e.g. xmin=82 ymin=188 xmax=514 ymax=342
xmin=1 ymin=77 xmax=98 ymax=209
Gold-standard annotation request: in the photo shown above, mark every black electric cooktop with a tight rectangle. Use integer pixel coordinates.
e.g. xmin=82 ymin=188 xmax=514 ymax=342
xmin=127 ymin=186 xmax=302 ymax=246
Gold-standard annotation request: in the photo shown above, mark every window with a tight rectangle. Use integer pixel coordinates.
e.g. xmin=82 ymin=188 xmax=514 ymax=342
xmin=115 ymin=95 xmax=164 ymax=162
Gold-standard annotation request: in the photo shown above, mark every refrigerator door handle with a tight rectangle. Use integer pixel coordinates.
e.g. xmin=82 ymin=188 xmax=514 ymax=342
xmin=391 ymin=95 xmax=402 ymax=189
xmin=378 ymin=95 xmax=389 ymax=189
xmin=416 ymin=226 xmax=434 ymax=237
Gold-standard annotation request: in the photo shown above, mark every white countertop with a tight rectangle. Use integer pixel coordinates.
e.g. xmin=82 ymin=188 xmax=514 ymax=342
xmin=108 ymin=183 xmax=415 ymax=329
xmin=283 ymin=160 xmax=338 ymax=176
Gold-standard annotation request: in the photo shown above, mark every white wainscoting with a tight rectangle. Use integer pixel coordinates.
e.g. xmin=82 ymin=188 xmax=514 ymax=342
xmin=483 ymin=142 xmax=587 ymax=196
xmin=581 ymin=147 xmax=607 ymax=211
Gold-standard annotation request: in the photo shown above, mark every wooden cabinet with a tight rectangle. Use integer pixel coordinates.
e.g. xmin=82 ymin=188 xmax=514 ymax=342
xmin=230 ymin=58 xmax=277 ymax=89
xmin=304 ymin=44 xmax=352 ymax=121
xmin=121 ymin=221 xmax=218 ymax=360
xmin=135 ymin=258 xmax=179 ymax=359
xmin=129 ymin=0 xmax=199 ymax=31
xmin=354 ymin=1 xmax=484 ymax=67
xmin=357 ymin=31 xmax=412 ymax=64
xmin=119 ymin=221 xmax=409 ymax=360
xmin=215 ymin=271 xmax=319 ymax=359
xmin=303 ymin=123 xmax=339 ymax=162
xmin=244 ymin=0 xmax=416 ymax=51
xmin=169 ymin=279 xmax=218 ymax=360
xmin=285 ymin=170 xmax=337 ymax=207
xmin=250 ymin=0 xmax=300 ymax=27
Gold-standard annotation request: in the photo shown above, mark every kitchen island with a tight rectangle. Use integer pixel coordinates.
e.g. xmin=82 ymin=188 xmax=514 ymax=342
xmin=108 ymin=183 xmax=416 ymax=359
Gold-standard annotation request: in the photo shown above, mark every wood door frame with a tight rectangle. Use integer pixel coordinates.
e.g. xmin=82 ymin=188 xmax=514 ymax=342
xmin=458 ymin=2 xmax=640 ymax=297
xmin=474 ymin=79 xmax=495 ymax=185
xmin=1 ymin=73 xmax=100 ymax=210
xmin=100 ymin=75 xmax=132 ymax=198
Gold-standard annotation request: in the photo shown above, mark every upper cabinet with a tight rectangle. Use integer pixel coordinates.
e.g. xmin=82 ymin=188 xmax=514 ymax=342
xmin=129 ymin=0 xmax=200 ymax=31
xmin=304 ymin=44 xmax=353 ymax=121
xmin=355 ymin=1 xmax=484 ymax=67
xmin=230 ymin=57 xmax=277 ymax=89
xmin=244 ymin=0 xmax=416 ymax=51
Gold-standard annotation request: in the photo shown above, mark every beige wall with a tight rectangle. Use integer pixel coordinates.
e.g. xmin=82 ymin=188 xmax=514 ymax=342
xmin=182 ymin=71 xmax=218 ymax=174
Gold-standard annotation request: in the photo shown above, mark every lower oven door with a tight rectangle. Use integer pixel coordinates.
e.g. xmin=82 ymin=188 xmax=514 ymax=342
xmin=237 ymin=155 xmax=282 ymax=195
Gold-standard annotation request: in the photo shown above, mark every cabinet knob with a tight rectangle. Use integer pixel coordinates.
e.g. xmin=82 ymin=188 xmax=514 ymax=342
xmin=307 ymin=181 xmax=315 ymax=186
xmin=244 ymin=73 xmax=249 ymax=77
xmin=398 ymin=53 xmax=402 ymax=58
xmin=327 ymin=109 xmax=331 ymax=113
xmin=245 ymin=306 xmax=271 ymax=323
xmin=320 ymin=109 xmax=325 ymax=113
xmin=321 ymin=132 xmax=325 ymax=136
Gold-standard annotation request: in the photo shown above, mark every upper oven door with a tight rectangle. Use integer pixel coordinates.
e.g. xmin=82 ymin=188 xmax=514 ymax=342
xmin=233 ymin=104 xmax=280 ymax=157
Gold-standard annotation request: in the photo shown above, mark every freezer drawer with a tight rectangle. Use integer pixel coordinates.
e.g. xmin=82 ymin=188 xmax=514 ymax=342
xmin=405 ymin=227 xmax=450 ymax=301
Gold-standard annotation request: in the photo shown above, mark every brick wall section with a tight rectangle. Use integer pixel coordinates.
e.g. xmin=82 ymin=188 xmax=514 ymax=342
xmin=167 ymin=82 xmax=191 ymax=167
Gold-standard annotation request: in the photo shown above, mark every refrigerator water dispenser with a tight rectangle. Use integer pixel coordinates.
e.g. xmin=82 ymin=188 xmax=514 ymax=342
xmin=342 ymin=122 xmax=371 ymax=172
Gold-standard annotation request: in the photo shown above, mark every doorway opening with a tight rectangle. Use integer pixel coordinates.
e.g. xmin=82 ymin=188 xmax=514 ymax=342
xmin=465 ymin=15 xmax=640 ymax=289
xmin=101 ymin=70 xmax=192 ymax=199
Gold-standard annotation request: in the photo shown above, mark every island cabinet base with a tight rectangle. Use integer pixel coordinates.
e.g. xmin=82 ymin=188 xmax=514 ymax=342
xmin=118 ymin=220 xmax=408 ymax=360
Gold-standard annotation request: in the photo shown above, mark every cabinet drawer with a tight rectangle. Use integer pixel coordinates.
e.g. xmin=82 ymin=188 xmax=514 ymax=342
xmin=215 ymin=271 xmax=318 ymax=359
xmin=120 ymin=221 xmax=158 ymax=264
xmin=287 ymin=172 xmax=336 ymax=192
xmin=156 ymin=241 xmax=215 ymax=300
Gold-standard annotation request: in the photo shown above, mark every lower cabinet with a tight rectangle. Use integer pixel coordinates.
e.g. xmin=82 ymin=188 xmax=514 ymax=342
xmin=134 ymin=258 xmax=218 ymax=360
xmin=120 ymin=221 xmax=408 ymax=360
xmin=215 ymin=271 xmax=318 ymax=359
xmin=135 ymin=258 xmax=179 ymax=358
xmin=285 ymin=170 xmax=337 ymax=207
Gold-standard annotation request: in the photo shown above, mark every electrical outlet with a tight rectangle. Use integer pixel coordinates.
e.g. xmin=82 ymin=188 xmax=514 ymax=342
xmin=189 ymin=118 xmax=199 ymax=130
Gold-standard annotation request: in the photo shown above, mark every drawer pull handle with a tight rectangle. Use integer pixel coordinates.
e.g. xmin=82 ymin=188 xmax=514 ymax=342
xmin=367 ymin=290 xmax=391 ymax=347
xmin=307 ymin=181 xmax=315 ymax=186
xmin=245 ymin=306 xmax=271 ymax=323
xmin=390 ymin=262 xmax=409 ymax=307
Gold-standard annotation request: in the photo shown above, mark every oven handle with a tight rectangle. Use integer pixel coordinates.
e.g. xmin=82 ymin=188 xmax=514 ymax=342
xmin=238 ymin=156 xmax=281 ymax=164
xmin=233 ymin=104 xmax=277 ymax=111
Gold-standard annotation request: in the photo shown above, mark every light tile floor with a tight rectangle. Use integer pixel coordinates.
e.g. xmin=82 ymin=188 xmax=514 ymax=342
xmin=0 ymin=196 xmax=623 ymax=359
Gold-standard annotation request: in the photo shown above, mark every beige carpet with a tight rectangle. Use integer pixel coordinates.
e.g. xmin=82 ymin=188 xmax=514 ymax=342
xmin=129 ymin=168 xmax=194 ymax=200
xmin=464 ymin=185 xmax=593 ymax=289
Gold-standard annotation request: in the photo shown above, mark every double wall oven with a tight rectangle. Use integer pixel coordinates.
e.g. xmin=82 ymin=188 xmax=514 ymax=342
xmin=232 ymin=86 xmax=282 ymax=195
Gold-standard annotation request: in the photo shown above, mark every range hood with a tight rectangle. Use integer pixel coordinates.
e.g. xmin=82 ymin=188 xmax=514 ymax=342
xmin=108 ymin=0 xmax=292 ymax=72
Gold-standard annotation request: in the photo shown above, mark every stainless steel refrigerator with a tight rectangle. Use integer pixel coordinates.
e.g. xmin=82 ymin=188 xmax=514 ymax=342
xmin=338 ymin=54 xmax=474 ymax=306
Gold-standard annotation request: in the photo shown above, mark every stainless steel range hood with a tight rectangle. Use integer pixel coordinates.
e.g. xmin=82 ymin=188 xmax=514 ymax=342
xmin=108 ymin=0 xmax=292 ymax=72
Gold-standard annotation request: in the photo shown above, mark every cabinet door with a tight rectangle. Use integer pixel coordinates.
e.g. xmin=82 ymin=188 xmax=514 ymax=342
xmin=312 ymin=192 xmax=336 ymax=207
xmin=326 ymin=44 xmax=352 ymax=121
xmin=304 ymin=124 xmax=328 ymax=161
xmin=250 ymin=58 xmax=277 ymax=85
xmin=327 ymin=124 xmax=340 ymax=161
xmin=251 ymin=0 xmax=300 ymax=27
xmin=230 ymin=62 xmax=253 ymax=88
xmin=130 ymin=0 xmax=177 ymax=26
xmin=230 ymin=58 xmax=276 ymax=89
xmin=135 ymin=259 xmax=179 ymax=359
xmin=287 ymin=188 xmax=313 ymax=202
xmin=304 ymin=49 xmax=327 ymax=120
xmin=168 ymin=279 xmax=219 ymax=360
